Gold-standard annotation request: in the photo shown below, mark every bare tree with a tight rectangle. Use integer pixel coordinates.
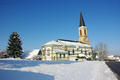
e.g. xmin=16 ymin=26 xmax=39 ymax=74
xmin=94 ymin=43 xmax=108 ymax=61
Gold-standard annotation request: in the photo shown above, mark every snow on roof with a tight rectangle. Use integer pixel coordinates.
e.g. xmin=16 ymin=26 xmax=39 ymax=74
xmin=54 ymin=49 xmax=68 ymax=54
xmin=44 ymin=40 xmax=62 ymax=46
xmin=58 ymin=40 xmax=91 ymax=47
xmin=43 ymin=40 xmax=92 ymax=48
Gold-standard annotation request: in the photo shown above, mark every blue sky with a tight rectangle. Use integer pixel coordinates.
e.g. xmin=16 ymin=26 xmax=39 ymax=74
xmin=0 ymin=0 xmax=120 ymax=54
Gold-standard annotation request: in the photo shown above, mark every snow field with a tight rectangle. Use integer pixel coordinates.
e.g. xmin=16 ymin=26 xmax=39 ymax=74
xmin=0 ymin=60 xmax=118 ymax=80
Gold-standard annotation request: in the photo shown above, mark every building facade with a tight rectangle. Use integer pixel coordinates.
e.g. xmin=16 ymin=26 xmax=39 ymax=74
xmin=41 ymin=12 xmax=93 ymax=61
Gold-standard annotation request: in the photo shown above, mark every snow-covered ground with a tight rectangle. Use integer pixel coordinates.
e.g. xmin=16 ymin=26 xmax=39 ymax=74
xmin=0 ymin=60 xmax=118 ymax=80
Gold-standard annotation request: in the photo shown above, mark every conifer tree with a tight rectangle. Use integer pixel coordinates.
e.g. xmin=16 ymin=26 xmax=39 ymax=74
xmin=7 ymin=32 xmax=23 ymax=58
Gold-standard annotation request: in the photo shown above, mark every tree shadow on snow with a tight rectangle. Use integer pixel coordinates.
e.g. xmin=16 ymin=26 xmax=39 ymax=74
xmin=0 ymin=69 xmax=54 ymax=80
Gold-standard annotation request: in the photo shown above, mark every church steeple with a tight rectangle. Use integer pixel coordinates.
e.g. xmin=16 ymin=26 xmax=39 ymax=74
xmin=78 ymin=11 xmax=90 ymax=45
xmin=80 ymin=11 xmax=85 ymax=27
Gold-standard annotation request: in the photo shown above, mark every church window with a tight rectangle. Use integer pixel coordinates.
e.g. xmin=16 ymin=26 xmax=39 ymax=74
xmin=84 ymin=29 xmax=86 ymax=35
xmin=47 ymin=49 xmax=50 ymax=56
xmin=43 ymin=50 xmax=45 ymax=56
xmin=68 ymin=51 xmax=70 ymax=55
xmin=88 ymin=52 xmax=90 ymax=55
xmin=47 ymin=53 xmax=50 ymax=56
xmin=85 ymin=50 xmax=87 ymax=55
xmin=72 ymin=49 xmax=75 ymax=55
xmin=77 ymin=48 xmax=79 ymax=51
xmin=60 ymin=54 xmax=61 ymax=58
xmin=80 ymin=49 xmax=83 ymax=53
xmin=54 ymin=56 xmax=55 ymax=60
xmin=63 ymin=54 xmax=65 ymax=58
xmin=80 ymin=30 xmax=82 ymax=36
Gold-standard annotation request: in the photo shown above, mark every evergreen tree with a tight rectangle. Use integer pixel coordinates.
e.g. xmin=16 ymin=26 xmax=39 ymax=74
xmin=7 ymin=32 xmax=23 ymax=58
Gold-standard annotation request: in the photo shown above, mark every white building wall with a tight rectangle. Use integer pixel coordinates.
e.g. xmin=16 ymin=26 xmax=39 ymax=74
xmin=69 ymin=55 xmax=77 ymax=61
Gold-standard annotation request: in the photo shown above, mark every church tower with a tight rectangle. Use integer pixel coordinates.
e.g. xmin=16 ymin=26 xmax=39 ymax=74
xmin=78 ymin=12 xmax=90 ymax=45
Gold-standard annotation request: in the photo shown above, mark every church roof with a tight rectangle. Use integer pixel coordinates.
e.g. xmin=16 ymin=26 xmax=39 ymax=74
xmin=57 ymin=39 xmax=87 ymax=44
xmin=80 ymin=11 xmax=85 ymax=27
xmin=57 ymin=39 xmax=78 ymax=43
xmin=44 ymin=40 xmax=62 ymax=46
xmin=57 ymin=39 xmax=91 ymax=47
xmin=43 ymin=39 xmax=91 ymax=47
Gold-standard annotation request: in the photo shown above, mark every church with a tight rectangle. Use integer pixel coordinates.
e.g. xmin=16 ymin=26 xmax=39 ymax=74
xmin=41 ymin=12 xmax=93 ymax=61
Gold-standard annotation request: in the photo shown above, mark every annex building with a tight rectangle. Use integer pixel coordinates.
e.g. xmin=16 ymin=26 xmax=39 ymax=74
xmin=41 ymin=12 xmax=93 ymax=61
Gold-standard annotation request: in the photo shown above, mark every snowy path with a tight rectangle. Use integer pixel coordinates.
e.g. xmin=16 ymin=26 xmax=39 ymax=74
xmin=0 ymin=60 xmax=118 ymax=80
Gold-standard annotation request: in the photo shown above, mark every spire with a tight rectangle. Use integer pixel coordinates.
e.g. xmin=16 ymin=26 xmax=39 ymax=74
xmin=80 ymin=11 xmax=85 ymax=27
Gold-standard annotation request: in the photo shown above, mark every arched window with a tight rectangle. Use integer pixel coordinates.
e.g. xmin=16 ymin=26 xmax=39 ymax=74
xmin=80 ymin=30 xmax=82 ymax=36
xmin=84 ymin=29 xmax=86 ymax=35
xmin=43 ymin=50 xmax=45 ymax=56
xmin=60 ymin=54 xmax=61 ymax=58
xmin=63 ymin=54 xmax=65 ymax=58
xmin=47 ymin=49 xmax=50 ymax=56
